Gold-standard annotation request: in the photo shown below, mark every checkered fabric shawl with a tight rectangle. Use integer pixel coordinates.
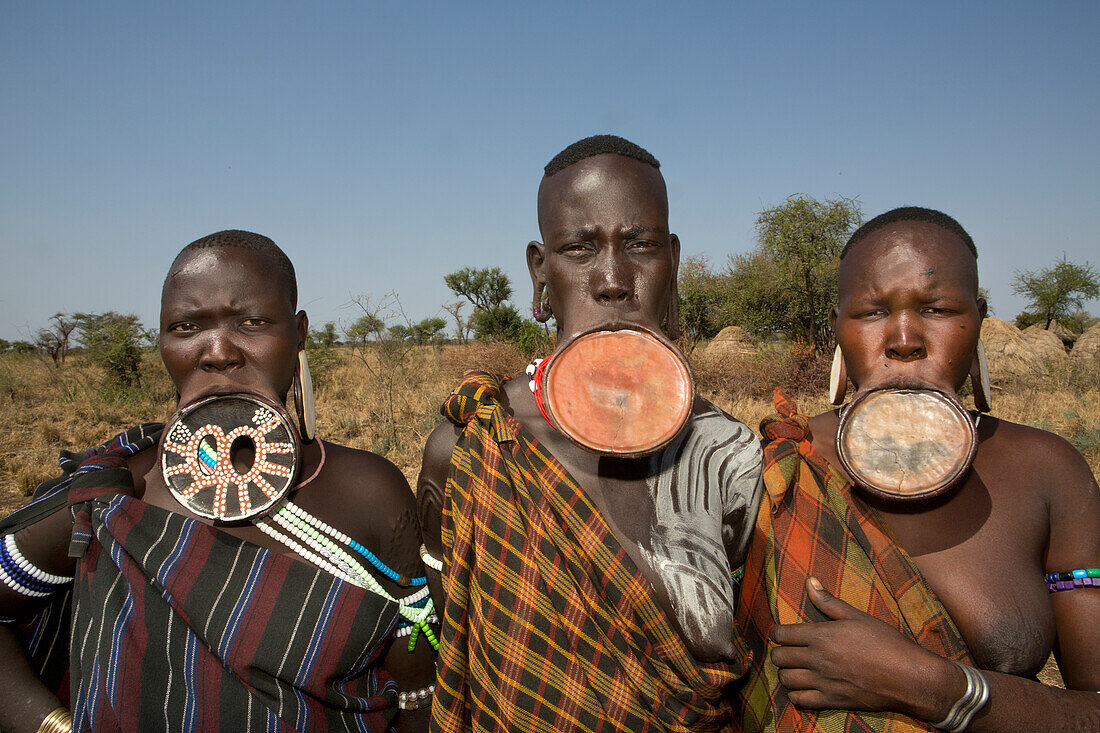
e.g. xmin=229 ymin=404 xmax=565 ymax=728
xmin=735 ymin=391 xmax=974 ymax=733
xmin=431 ymin=371 xmax=749 ymax=733
xmin=63 ymin=427 xmax=400 ymax=732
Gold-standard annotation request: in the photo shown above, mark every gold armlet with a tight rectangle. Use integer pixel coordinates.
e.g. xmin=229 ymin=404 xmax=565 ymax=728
xmin=38 ymin=707 xmax=72 ymax=733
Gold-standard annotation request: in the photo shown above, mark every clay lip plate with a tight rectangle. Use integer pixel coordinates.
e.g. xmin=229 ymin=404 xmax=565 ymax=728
xmin=838 ymin=388 xmax=976 ymax=500
xmin=543 ymin=329 xmax=693 ymax=457
xmin=161 ymin=394 xmax=299 ymax=522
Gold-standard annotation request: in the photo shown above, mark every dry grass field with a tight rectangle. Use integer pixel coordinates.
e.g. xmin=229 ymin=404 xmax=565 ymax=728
xmin=1 ymin=341 xmax=1093 ymax=687
xmin=2 ymin=342 xmax=1098 ymax=507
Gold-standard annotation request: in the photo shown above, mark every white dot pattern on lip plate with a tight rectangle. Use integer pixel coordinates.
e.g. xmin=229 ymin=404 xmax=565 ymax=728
xmin=162 ymin=396 xmax=297 ymax=520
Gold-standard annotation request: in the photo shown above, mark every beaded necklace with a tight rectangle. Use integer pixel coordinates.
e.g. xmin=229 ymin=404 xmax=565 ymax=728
xmin=525 ymin=357 xmax=554 ymax=426
xmin=255 ymin=439 xmax=437 ymax=651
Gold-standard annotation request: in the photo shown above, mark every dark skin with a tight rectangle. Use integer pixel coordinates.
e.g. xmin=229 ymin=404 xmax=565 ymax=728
xmin=419 ymin=154 xmax=752 ymax=662
xmin=0 ymin=246 xmax=435 ymax=733
xmin=768 ymin=222 xmax=1100 ymax=730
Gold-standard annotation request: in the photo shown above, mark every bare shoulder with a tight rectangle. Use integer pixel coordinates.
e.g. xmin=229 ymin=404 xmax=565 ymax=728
xmin=308 ymin=441 xmax=422 ymax=576
xmin=691 ymin=397 xmax=762 ymax=475
xmin=981 ymin=416 xmax=1097 ymax=493
xmin=416 ymin=421 xmax=463 ymax=556
xmin=321 ymin=441 xmax=415 ymax=508
xmin=807 ymin=409 xmax=840 ymax=457
xmin=419 ymin=421 xmax=463 ymax=488
xmin=979 ymin=417 xmax=1099 ymax=562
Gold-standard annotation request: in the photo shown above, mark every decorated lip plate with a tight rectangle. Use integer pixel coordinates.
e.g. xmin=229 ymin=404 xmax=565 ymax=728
xmin=161 ymin=394 xmax=299 ymax=521
xmin=541 ymin=328 xmax=694 ymax=457
xmin=837 ymin=388 xmax=977 ymax=501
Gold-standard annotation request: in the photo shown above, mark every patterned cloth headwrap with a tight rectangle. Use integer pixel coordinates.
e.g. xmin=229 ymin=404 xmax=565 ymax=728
xmin=8 ymin=424 xmax=401 ymax=732
xmin=735 ymin=390 xmax=975 ymax=733
xmin=431 ymin=371 xmax=750 ymax=733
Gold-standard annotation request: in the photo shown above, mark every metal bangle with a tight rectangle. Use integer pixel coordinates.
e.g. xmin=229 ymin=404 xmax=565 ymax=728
xmin=37 ymin=707 xmax=72 ymax=733
xmin=950 ymin=664 xmax=989 ymax=733
xmin=933 ymin=660 xmax=989 ymax=732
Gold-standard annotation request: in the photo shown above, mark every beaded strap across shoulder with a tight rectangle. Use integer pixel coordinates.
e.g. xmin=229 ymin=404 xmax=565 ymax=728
xmin=254 ymin=439 xmax=438 ymax=651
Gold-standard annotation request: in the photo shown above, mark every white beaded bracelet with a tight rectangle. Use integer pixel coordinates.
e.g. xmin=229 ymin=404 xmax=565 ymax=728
xmin=933 ymin=660 xmax=990 ymax=732
xmin=0 ymin=534 xmax=71 ymax=598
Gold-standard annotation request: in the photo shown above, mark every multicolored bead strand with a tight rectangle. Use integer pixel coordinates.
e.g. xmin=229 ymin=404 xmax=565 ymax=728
xmin=255 ymin=520 xmax=359 ymax=587
xmin=1045 ymin=568 xmax=1100 ymax=592
xmin=281 ymin=501 xmax=426 ymax=587
xmin=262 ymin=501 xmax=438 ymax=650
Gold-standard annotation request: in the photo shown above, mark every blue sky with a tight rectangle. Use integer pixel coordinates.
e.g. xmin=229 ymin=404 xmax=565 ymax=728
xmin=2 ymin=2 xmax=1097 ymax=342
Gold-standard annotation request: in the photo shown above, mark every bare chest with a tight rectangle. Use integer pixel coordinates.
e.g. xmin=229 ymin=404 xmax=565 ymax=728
xmin=870 ymin=473 xmax=1054 ymax=676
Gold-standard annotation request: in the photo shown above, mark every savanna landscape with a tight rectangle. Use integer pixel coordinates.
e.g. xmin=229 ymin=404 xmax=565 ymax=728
xmin=3 ymin=322 xmax=1097 ymax=507
xmin=1 ymin=318 xmax=1098 ymax=689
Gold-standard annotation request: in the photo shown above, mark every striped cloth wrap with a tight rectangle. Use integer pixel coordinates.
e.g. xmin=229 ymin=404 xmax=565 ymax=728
xmin=431 ymin=371 xmax=750 ymax=733
xmin=735 ymin=390 xmax=975 ymax=733
xmin=52 ymin=425 xmax=401 ymax=731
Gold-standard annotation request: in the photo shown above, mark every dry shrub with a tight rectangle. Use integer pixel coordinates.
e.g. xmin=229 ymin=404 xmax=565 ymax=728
xmin=311 ymin=341 xmax=530 ymax=481
xmin=441 ymin=340 xmax=530 ymax=381
xmin=1 ymin=343 xmax=1096 ymax=508
xmin=692 ymin=343 xmax=831 ymax=400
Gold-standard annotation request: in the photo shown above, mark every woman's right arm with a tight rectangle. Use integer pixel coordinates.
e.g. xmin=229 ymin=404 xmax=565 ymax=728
xmin=0 ymin=508 xmax=77 ymax=733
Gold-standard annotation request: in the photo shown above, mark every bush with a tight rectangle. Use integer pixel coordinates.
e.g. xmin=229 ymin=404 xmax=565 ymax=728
xmin=305 ymin=345 xmax=340 ymax=389
xmin=516 ymin=321 xmax=553 ymax=358
xmin=75 ymin=312 xmax=145 ymax=388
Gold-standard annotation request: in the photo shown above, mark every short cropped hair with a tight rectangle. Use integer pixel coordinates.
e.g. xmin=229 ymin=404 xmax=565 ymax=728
xmin=544 ymin=135 xmax=660 ymax=177
xmin=842 ymin=207 xmax=977 ymax=260
xmin=176 ymin=230 xmax=298 ymax=309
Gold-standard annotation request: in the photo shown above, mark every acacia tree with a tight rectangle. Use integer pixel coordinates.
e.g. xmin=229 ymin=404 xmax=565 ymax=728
xmin=443 ymin=301 xmax=471 ymax=344
xmin=1012 ymin=256 xmax=1100 ymax=330
xmin=732 ymin=194 xmax=862 ymax=351
xmin=344 ymin=313 xmax=385 ymax=347
xmin=74 ymin=312 xmax=145 ymax=387
xmin=35 ymin=313 xmax=78 ymax=366
xmin=412 ymin=317 xmax=447 ymax=346
xmin=444 ymin=267 xmax=523 ymax=340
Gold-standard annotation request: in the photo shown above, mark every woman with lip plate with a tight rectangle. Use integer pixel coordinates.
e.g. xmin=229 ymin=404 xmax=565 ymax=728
xmin=417 ymin=136 xmax=764 ymax=732
xmin=0 ymin=231 xmax=437 ymax=732
xmin=736 ymin=208 xmax=1099 ymax=732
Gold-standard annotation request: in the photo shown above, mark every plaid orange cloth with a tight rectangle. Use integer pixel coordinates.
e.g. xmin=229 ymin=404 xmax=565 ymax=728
xmin=735 ymin=390 xmax=974 ymax=733
xmin=431 ymin=371 xmax=750 ymax=733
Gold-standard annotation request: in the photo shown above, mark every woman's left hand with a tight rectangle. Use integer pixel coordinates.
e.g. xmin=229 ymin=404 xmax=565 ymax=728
xmin=768 ymin=577 xmax=961 ymax=720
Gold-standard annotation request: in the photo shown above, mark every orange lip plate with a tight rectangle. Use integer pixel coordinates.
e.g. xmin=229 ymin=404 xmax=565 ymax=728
xmin=544 ymin=329 xmax=693 ymax=456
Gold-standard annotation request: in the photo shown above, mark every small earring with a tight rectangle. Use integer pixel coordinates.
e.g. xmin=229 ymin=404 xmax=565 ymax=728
xmin=970 ymin=339 xmax=992 ymax=412
xmin=828 ymin=345 xmax=848 ymax=406
xmin=293 ymin=349 xmax=316 ymax=442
